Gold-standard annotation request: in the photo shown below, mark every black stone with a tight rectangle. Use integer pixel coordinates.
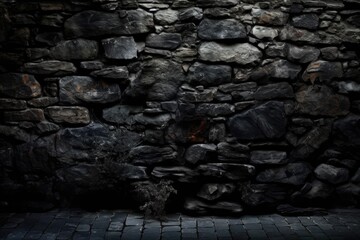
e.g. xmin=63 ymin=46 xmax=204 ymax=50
xmin=188 ymin=62 xmax=232 ymax=87
xmin=254 ymin=82 xmax=294 ymax=100
xmin=146 ymin=33 xmax=182 ymax=50
xmin=198 ymin=18 xmax=247 ymax=40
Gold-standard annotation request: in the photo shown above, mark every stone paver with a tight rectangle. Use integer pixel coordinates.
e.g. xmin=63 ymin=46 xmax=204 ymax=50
xmin=0 ymin=209 xmax=360 ymax=239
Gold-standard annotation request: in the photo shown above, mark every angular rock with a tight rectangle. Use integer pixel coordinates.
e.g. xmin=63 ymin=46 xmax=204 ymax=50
xmin=80 ymin=61 xmax=104 ymax=70
xmin=196 ymin=103 xmax=235 ymax=117
xmin=256 ymin=163 xmax=312 ymax=186
xmin=198 ymin=18 xmax=247 ymax=40
xmin=240 ymin=183 xmax=288 ymax=207
xmin=102 ymin=105 xmax=143 ymax=125
xmin=302 ymin=61 xmax=343 ymax=83
xmin=179 ymin=7 xmax=203 ymax=22
xmin=315 ymin=164 xmax=350 ymax=185
xmin=64 ymin=9 xmax=154 ymax=38
xmin=287 ymin=45 xmax=320 ymax=63
xmin=217 ymin=142 xmax=249 ymax=163
xmin=146 ymin=33 xmax=182 ymax=50
xmin=197 ymin=0 xmax=238 ymax=7
xmin=292 ymin=14 xmax=319 ymax=30
xmin=50 ymin=39 xmax=98 ymax=60
xmin=265 ymin=42 xmax=287 ymax=57
xmin=178 ymin=87 xmax=217 ymax=103
xmin=154 ymin=9 xmax=178 ymax=25
xmin=228 ymin=101 xmax=287 ymax=140
xmin=254 ymin=82 xmax=294 ymax=100
xmin=295 ymin=85 xmax=350 ymax=116
xmin=199 ymin=42 xmax=262 ymax=65
xmin=251 ymin=26 xmax=278 ymax=40
xmin=184 ymin=198 xmax=243 ymax=215
xmin=125 ymin=59 xmax=185 ymax=101
xmin=28 ymin=97 xmax=58 ymax=108
xmin=59 ymin=76 xmax=121 ymax=104
xmin=250 ymin=151 xmax=288 ymax=165
xmin=280 ymin=25 xmax=320 ymax=43
xmin=337 ymin=82 xmax=360 ymax=94
xmin=0 ymin=99 xmax=27 ymax=110
xmin=197 ymin=163 xmax=256 ymax=181
xmin=151 ymin=166 xmax=198 ymax=183
xmin=46 ymin=106 xmax=90 ymax=125
xmin=264 ymin=60 xmax=302 ymax=80
xmin=188 ymin=62 xmax=232 ymax=87
xmin=129 ymin=145 xmax=177 ymax=166
xmin=133 ymin=113 xmax=172 ymax=126
xmin=219 ymin=82 xmax=257 ymax=93
xmin=0 ymin=73 xmax=41 ymax=99
xmin=197 ymin=183 xmax=236 ymax=201
xmin=35 ymin=121 xmax=60 ymax=135
xmin=91 ymin=66 xmax=129 ymax=80
xmin=102 ymin=37 xmax=137 ymax=60
xmin=22 ymin=60 xmax=76 ymax=76
xmin=209 ymin=123 xmax=226 ymax=142
xmin=185 ymin=144 xmax=217 ymax=164
xmin=252 ymin=9 xmax=289 ymax=26
xmin=3 ymin=109 xmax=45 ymax=122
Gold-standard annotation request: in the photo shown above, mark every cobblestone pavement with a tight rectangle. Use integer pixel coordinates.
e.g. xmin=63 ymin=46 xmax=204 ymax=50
xmin=1 ymin=209 xmax=360 ymax=240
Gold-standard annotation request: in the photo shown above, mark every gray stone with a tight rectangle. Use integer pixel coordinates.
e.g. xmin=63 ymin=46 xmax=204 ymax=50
xmin=295 ymin=85 xmax=350 ymax=116
xmin=280 ymin=25 xmax=320 ymax=43
xmin=198 ymin=18 xmax=247 ymax=40
xmin=125 ymin=59 xmax=185 ymax=101
xmin=178 ymin=87 xmax=217 ymax=103
xmin=151 ymin=166 xmax=198 ymax=183
xmin=64 ymin=9 xmax=154 ymax=38
xmin=22 ymin=60 xmax=76 ymax=76
xmin=197 ymin=0 xmax=238 ymax=7
xmin=251 ymin=26 xmax=278 ymax=40
xmin=184 ymin=198 xmax=243 ymax=215
xmin=102 ymin=105 xmax=143 ymax=125
xmin=129 ymin=145 xmax=177 ymax=166
xmin=209 ymin=123 xmax=226 ymax=142
xmin=188 ymin=62 xmax=231 ymax=87
xmin=28 ymin=97 xmax=58 ymax=108
xmin=133 ymin=113 xmax=172 ymax=126
xmin=35 ymin=121 xmax=60 ymax=135
xmin=250 ymin=151 xmax=288 ymax=165
xmin=252 ymin=9 xmax=289 ymax=26
xmin=240 ymin=183 xmax=288 ymax=207
xmin=26 ymin=48 xmax=50 ymax=60
xmin=50 ymin=39 xmax=98 ymax=60
xmin=315 ymin=164 xmax=350 ymax=185
xmin=217 ymin=142 xmax=249 ymax=162
xmin=154 ymin=9 xmax=178 ymax=25
xmin=3 ymin=109 xmax=45 ymax=122
xmin=199 ymin=42 xmax=262 ymax=65
xmin=91 ymin=66 xmax=129 ymax=80
xmin=292 ymin=14 xmax=319 ymax=30
xmin=219 ymin=82 xmax=257 ymax=93
xmin=264 ymin=60 xmax=302 ymax=80
xmin=197 ymin=183 xmax=236 ymax=201
xmin=59 ymin=76 xmax=121 ymax=104
xmin=196 ymin=103 xmax=235 ymax=117
xmin=197 ymin=163 xmax=256 ymax=181
xmin=185 ymin=144 xmax=217 ymax=164
xmin=254 ymin=82 xmax=294 ymax=100
xmin=0 ymin=98 xmax=27 ymax=110
xmin=102 ymin=37 xmax=137 ymax=60
xmin=287 ymin=45 xmax=320 ymax=63
xmin=46 ymin=106 xmax=90 ymax=125
xmin=265 ymin=42 xmax=287 ymax=57
xmin=80 ymin=61 xmax=104 ymax=70
xmin=337 ymin=81 xmax=360 ymax=94
xmin=302 ymin=61 xmax=343 ymax=84
xmin=228 ymin=101 xmax=287 ymax=140
xmin=0 ymin=73 xmax=41 ymax=99
xmin=146 ymin=33 xmax=182 ymax=50
xmin=179 ymin=7 xmax=203 ymax=22
xmin=256 ymin=162 xmax=312 ymax=186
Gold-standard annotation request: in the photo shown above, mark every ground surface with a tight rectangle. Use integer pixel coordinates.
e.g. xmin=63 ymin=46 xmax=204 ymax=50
xmin=1 ymin=209 xmax=360 ymax=240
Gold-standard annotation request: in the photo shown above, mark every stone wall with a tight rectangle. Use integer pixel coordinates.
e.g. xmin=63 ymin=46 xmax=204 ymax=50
xmin=0 ymin=0 xmax=360 ymax=214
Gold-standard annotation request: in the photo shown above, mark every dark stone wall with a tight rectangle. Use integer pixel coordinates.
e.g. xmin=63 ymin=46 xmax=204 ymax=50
xmin=0 ymin=0 xmax=360 ymax=214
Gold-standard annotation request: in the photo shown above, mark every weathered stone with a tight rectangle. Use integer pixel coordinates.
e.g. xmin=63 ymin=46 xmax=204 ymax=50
xmin=154 ymin=9 xmax=178 ymax=25
xmin=80 ymin=61 xmax=104 ymax=70
xmin=251 ymin=26 xmax=278 ymax=40
xmin=315 ymin=164 xmax=350 ymax=185
xmin=102 ymin=105 xmax=143 ymax=125
xmin=256 ymin=163 xmax=312 ymax=186
xmin=133 ymin=113 xmax=172 ymax=126
xmin=209 ymin=123 xmax=226 ymax=142
xmin=187 ymin=62 xmax=231 ymax=87
xmin=254 ymin=82 xmax=294 ymax=100
xmin=22 ymin=60 xmax=76 ymax=76
xmin=240 ymin=183 xmax=288 ymax=207
xmin=287 ymin=45 xmax=320 ymax=63
xmin=217 ymin=142 xmax=249 ymax=163
xmin=196 ymin=103 xmax=235 ymax=117
xmin=0 ymin=99 xmax=27 ymax=110
xmin=264 ymin=60 xmax=302 ymax=80
xmin=28 ymin=97 xmax=58 ymax=108
xmin=228 ymin=101 xmax=287 ymax=140
xmin=26 ymin=48 xmax=50 ymax=60
xmin=219 ymin=82 xmax=257 ymax=93
xmin=125 ymin=59 xmax=185 ymax=101
xmin=178 ymin=87 xmax=217 ymax=103
xmin=0 ymin=73 xmax=41 ymax=99
xmin=59 ymin=76 xmax=121 ymax=104
xmin=102 ymin=37 xmax=137 ymax=60
xmin=250 ymin=151 xmax=288 ymax=165
xmin=46 ymin=106 xmax=90 ymax=125
xmin=197 ymin=0 xmax=238 ymax=7
xmin=199 ymin=42 xmax=262 ymax=65
xmin=295 ymin=85 xmax=350 ymax=116
xmin=35 ymin=32 xmax=64 ymax=46
xmin=302 ymin=61 xmax=343 ymax=83
xmin=198 ymin=18 xmax=246 ymax=40
xmin=179 ymin=7 xmax=203 ymax=22
xmin=280 ymin=25 xmax=320 ymax=43
xmin=64 ymin=9 xmax=154 ymax=38
xmin=129 ymin=145 xmax=177 ymax=166
xmin=146 ymin=33 xmax=182 ymax=50
xmin=151 ymin=166 xmax=198 ymax=183
xmin=292 ymin=14 xmax=319 ymax=30
xmin=198 ymin=163 xmax=256 ymax=181
xmin=184 ymin=198 xmax=243 ymax=215
xmin=3 ymin=109 xmax=45 ymax=122
xmin=265 ymin=42 xmax=287 ymax=57
xmin=35 ymin=121 xmax=60 ymax=135
xmin=185 ymin=144 xmax=217 ymax=164
xmin=252 ymin=9 xmax=289 ymax=26
xmin=204 ymin=7 xmax=232 ymax=18
xmin=91 ymin=66 xmax=129 ymax=80
xmin=50 ymin=39 xmax=98 ymax=60
xmin=337 ymin=81 xmax=360 ymax=94
xmin=197 ymin=183 xmax=236 ymax=201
